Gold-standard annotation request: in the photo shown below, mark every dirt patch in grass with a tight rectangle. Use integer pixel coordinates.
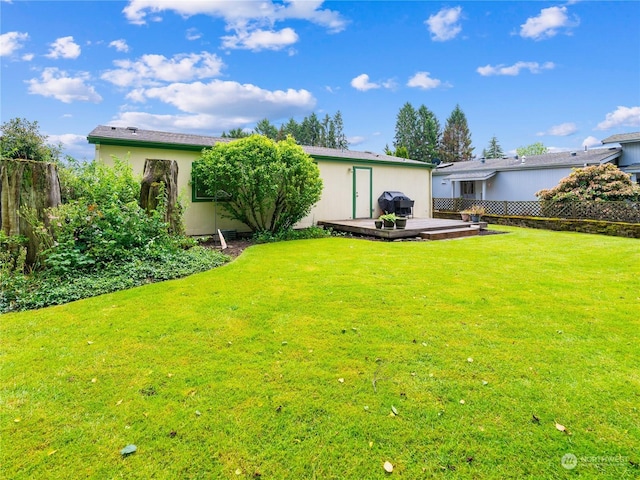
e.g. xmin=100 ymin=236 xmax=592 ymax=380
xmin=200 ymin=237 xmax=255 ymax=259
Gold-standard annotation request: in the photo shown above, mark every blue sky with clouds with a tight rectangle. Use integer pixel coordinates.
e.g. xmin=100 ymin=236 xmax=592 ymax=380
xmin=1 ymin=0 xmax=639 ymax=160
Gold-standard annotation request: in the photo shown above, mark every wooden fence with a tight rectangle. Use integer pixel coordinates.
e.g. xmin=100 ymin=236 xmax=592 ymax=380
xmin=433 ymin=198 xmax=640 ymax=223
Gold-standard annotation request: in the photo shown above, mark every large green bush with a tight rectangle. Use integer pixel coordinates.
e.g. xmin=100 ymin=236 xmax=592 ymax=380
xmin=193 ymin=135 xmax=323 ymax=233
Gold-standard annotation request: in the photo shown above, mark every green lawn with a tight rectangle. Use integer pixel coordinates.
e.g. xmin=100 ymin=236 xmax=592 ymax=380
xmin=2 ymin=227 xmax=639 ymax=479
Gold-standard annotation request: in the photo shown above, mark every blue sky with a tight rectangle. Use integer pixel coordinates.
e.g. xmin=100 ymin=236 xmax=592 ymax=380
xmin=1 ymin=0 xmax=639 ymax=160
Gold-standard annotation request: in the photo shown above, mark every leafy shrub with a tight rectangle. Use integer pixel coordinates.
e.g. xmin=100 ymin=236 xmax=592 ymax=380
xmin=537 ymin=164 xmax=640 ymax=202
xmin=193 ymin=135 xmax=323 ymax=234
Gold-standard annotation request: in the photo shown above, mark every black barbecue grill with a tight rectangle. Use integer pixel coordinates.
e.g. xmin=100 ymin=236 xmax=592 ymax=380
xmin=378 ymin=191 xmax=414 ymax=216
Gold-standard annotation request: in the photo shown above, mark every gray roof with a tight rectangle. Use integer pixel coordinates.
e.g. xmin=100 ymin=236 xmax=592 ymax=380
xmin=87 ymin=125 xmax=431 ymax=168
xmin=433 ymin=148 xmax=621 ymax=176
xmin=445 ymin=171 xmax=497 ymax=182
xmin=88 ymin=125 xmax=227 ymax=148
xmin=601 ymin=132 xmax=640 ymax=144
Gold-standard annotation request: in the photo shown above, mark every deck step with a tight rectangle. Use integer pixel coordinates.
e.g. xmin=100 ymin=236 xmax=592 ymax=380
xmin=420 ymin=225 xmax=480 ymax=240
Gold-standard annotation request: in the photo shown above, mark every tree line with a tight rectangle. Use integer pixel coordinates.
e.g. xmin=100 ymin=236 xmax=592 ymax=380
xmin=387 ymin=102 xmax=474 ymax=163
xmin=222 ymin=112 xmax=348 ymax=150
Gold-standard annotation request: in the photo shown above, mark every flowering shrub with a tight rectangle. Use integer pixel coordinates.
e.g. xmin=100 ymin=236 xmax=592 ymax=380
xmin=536 ymin=164 xmax=640 ymax=202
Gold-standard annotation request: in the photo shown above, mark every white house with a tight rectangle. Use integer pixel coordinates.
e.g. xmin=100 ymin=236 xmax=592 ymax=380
xmin=87 ymin=126 xmax=434 ymax=236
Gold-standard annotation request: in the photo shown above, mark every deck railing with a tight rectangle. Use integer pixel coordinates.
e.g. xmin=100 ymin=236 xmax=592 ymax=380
xmin=433 ymin=198 xmax=640 ymax=223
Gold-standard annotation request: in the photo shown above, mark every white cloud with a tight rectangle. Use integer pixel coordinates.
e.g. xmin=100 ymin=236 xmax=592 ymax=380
xmin=126 ymin=80 xmax=316 ymax=121
xmin=537 ymin=122 xmax=578 ymax=136
xmin=109 ymin=39 xmax=129 ymax=52
xmin=476 ymin=61 xmax=555 ymax=76
xmin=381 ymin=79 xmax=398 ymax=90
xmin=0 ymin=31 xmax=29 ymax=56
xmin=351 ymin=73 xmax=380 ymax=92
xmin=47 ymin=133 xmax=94 ymax=158
xmin=425 ymin=6 xmax=463 ymax=42
xmin=520 ymin=6 xmax=578 ymax=40
xmin=22 ymin=53 xmax=34 ymax=61
xmin=108 ymin=112 xmax=230 ymax=132
xmin=102 ymin=52 xmax=225 ymax=87
xmin=595 ymin=106 xmax=640 ymax=130
xmin=221 ymin=27 xmax=299 ymax=51
xmin=348 ymin=135 xmax=365 ymax=146
xmin=407 ymin=72 xmax=445 ymax=90
xmin=122 ymin=0 xmax=346 ymax=51
xmin=26 ymin=67 xmax=102 ymax=103
xmin=186 ymin=28 xmax=202 ymax=41
xmin=46 ymin=36 xmax=81 ymax=59
xmin=582 ymin=136 xmax=601 ymax=148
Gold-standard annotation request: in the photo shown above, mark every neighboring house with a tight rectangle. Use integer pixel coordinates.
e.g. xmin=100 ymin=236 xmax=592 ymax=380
xmin=601 ymin=132 xmax=640 ymax=183
xmin=87 ymin=126 xmax=434 ymax=236
xmin=432 ymin=148 xmax=622 ymax=201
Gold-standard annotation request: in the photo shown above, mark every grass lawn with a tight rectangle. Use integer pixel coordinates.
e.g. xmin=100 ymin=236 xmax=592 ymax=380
xmin=1 ymin=227 xmax=638 ymax=479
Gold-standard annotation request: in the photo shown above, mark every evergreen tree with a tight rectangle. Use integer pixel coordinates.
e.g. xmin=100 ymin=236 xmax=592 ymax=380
xmin=484 ymin=136 xmax=504 ymax=159
xmin=250 ymin=111 xmax=348 ymax=149
xmin=417 ymin=105 xmax=441 ymax=162
xmin=300 ymin=113 xmax=322 ymax=146
xmin=221 ymin=128 xmax=249 ymax=138
xmin=254 ymin=118 xmax=278 ymax=140
xmin=394 ymin=102 xmax=418 ymax=159
xmin=392 ymin=103 xmax=441 ymax=162
xmin=440 ymin=104 xmax=474 ymax=162
xmin=333 ymin=111 xmax=348 ymax=150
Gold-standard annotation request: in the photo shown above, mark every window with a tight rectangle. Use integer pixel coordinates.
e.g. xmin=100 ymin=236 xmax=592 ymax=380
xmin=191 ymin=172 xmax=214 ymax=202
xmin=461 ymin=181 xmax=475 ymax=198
xmin=191 ymin=169 xmax=233 ymax=203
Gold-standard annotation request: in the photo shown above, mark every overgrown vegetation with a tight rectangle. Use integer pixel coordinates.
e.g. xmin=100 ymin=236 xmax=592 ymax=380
xmin=193 ymin=135 xmax=323 ymax=234
xmin=2 ymin=229 xmax=638 ymax=478
xmin=1 ymin=155 xmax=229 ymax=313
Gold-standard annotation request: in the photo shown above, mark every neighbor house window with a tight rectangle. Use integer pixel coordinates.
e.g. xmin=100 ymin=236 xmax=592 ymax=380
xmin=461 ymin=181 xmax=475 ymax=198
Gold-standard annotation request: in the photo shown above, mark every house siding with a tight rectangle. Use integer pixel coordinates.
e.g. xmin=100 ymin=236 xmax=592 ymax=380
xmin=434 ymin=167 xmax=576 ymax=201
xmin=94 ymin=142 xmax=432 ymax=236
xmin=619 ymin=143 xmax=640 ymax=167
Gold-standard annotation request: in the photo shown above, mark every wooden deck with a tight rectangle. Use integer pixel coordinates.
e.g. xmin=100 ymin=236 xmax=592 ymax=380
xmin=317 ymin=218 xmax=486 ymax=240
